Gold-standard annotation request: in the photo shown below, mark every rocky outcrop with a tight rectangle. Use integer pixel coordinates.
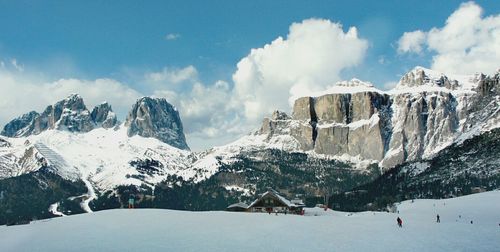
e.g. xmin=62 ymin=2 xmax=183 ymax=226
xmin=259 ymin=111 xmax=291 ymax=136
xmin=2 ymin=95 xmax=190 ymax=150
xmin=1 ymin=94 xmax=121 ymax=137
xmin=256 ymin=68 xmax=500 ymax=169
xmin=311 ymin=93 xmax=391 ymax=161
xmin=1 ymin=111 xmax=39 ymax=137
xmin=91 ymin=102 xmax=117 ymax=129
xmin=125 ymin=97 xmax=189 ymax=150
xmin=53 ymin=94 xmax=95 ymax=133
xmin=0 ymin=138 xmax=11 ymax=148
xmin=1 ymin=94 xmax=95 ymax=137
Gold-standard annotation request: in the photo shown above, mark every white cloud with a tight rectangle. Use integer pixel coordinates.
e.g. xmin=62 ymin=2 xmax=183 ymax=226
xmin=165 ymin=33 xmax=181 ymax=41
xmin=397 ymin=30 xmax=427 ymax=54
xmin=232 ymin=18 xmax=368 ymax=124
xmin=146 ymin=65 xmax=198 ymax=84
xmin=146 ymin=66 xmax=240 ymax=143
xmin=152 ymin=76 xmax=245 ymax=150
xmin=0 ymin=18 xmax=370 ymax=152
xmin=382 ymin=81 xmax=398 ymax=90
xmin=0 ymin=69 xmax=142 ymax=127
xmin=10 ymin=58 xmax=24 ymax=72
xmin=397 ymin=2 xmax=500 ymax=74
xmin=152 ymin=19 xmax=370 ymax=150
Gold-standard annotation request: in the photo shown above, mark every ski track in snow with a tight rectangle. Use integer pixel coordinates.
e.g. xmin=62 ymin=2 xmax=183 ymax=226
xmin=80 ymin=177 xmax=96 ymax=213
xmin=0 ymin=191 xmax=499 ymax=252
xmin=48 ymin=203 xmax=65 ymax=217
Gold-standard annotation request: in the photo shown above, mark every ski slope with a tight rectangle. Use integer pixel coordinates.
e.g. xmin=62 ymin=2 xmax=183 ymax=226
xmin=0 ymin=191 xmax=499 ymax=252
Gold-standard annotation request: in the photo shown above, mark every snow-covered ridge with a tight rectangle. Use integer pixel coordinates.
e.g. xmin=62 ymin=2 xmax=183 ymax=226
xmin=1 ymin=66 xmax=498 ymax=194
xmin=298 ymin=66 xmax=485 ymax=100
xmin=0 ymin=125 xmax=200 ymax=191
xmin=311 ymin=78 xmax=383 ymax=97
xmin=253 ymin=67 xmax=500 ymax=169
xmin=390 ymin=66 xmax=481 ymax=95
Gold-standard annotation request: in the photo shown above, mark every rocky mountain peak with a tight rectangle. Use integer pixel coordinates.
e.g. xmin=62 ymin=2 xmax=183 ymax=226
xmin=1 ymin=111 xmax=40 ymax=137
xmin=271 ymin=110 xmax=291 ymax=120
xmin=41 ymin=94 xmax=94 ymax=133
xmin=125 ymin=97 xmax=189 ymax=150
xmin=255 ymin=67 xmax=500 ymax=169
xmin=1 ymin=94 xmax=120 ymax=137
xmin=91 ymin=102 xmax=117 ymax=129
xmin=396 ymin=66 xmax=465 ymax=90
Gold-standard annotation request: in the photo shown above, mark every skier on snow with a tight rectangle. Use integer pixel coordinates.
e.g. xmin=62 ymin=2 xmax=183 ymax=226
xmin=397 ymin=217 xmax=403 ymax=227
xmin=436 ymin=214 xmax=440 ymax=223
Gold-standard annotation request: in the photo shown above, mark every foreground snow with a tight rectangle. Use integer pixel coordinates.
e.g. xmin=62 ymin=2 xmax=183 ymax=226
xmin=1 ymin=191 xmax=499 ymax=252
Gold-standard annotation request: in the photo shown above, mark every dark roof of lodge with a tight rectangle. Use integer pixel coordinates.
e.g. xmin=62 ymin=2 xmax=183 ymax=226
xmin=248 ymin=189 xmax=299 ymax=208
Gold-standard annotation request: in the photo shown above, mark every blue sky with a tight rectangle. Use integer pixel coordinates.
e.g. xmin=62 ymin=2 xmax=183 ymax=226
xmin=0 ymin=1 xmax=499 ymax=150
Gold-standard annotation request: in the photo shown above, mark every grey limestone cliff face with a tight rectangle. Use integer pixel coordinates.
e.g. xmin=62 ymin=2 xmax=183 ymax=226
xmin=1 ymin=94 xmax=119 ymax=137
xmin=289 ymin=89 xmax=391 ymax=161
xmin=91 ymin=102 xmax=118 ymax=129
xmin=312 ymin=92 xmax=391 ymax=161
xmin=125 ymin=97 xmax=189 ymax=150
xmin=258 ymin=110 xmax=292 ymax=136
xmin=257 ymin=68 xmax=500 ymax=169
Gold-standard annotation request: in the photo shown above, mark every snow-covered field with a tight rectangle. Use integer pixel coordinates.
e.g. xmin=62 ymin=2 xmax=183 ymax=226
xmin=1 ymin=191 xmax=499 ymax=252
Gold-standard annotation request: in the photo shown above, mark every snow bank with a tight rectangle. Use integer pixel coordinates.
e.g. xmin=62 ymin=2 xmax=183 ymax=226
xmin=1 ymin=191 xmax=499 ymax=252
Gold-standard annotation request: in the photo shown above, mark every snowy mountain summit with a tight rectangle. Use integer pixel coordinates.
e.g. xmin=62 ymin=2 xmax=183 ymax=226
xmin=1 ymin=94 xmax=117 ymax=137
xmin=0 ymin=95 xmax=195 ymax=189
xmin=125 ymin=97 xmax=189 ymax=150
xmin=0 ymin=67 xmax=499 ymax=223
xmin=245 ymin=67 xmax=500 ymax=168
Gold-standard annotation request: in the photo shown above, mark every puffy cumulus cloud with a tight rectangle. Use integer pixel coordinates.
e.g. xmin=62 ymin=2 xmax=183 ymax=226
xmin=397 ymin=2 xmax=500 ymax=74
xmin=0 ymin=69 xmax=142 ymax=126
xmin=397 ymin=30 xmax=426 ymax=54
xmin=153 ymin=77 xmax=246 ymax=151
xmin=154 ymin=19 xmax=370 ymax=150
xmin=232 ymin=18 xmax=368 ymax=123
xmin=0 ymin=18 xmax=371 ymax=151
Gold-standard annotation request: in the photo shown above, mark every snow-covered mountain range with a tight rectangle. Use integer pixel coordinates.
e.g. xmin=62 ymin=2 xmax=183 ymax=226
xmin=251 ymin=66 xmax=500 ymax=168
xmin=0 ymin=96 xmax=206 ymax=190
xmin=0 ymin=66 xmax=499 ymax=222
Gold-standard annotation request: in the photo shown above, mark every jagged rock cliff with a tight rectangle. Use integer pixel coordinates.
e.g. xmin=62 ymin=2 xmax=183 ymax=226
xmin=125 ymin=97 xmax=189 ymax=150
xmin=256 ymin=67 xmax=500 ymax=168
xmin=0 ymin=111 xmax=40 ymax=137
xmin=91 ymin=102 xmax=117 ymax=129
xmin=1 ymin=94 xmax=118 ymax=137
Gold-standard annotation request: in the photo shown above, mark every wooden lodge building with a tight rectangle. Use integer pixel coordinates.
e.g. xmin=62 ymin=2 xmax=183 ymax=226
xmin=227 ymin=189 xmax=305 ymax=214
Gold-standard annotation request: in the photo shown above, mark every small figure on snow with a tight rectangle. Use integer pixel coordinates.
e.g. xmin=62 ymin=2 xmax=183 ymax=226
xmin=397 ymin=217 xmax=403 ymax=227
xmin=128 ymin=195 xmax=135 ymax=209
xmin=436 ymin=214 xmax=440 ymax=223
